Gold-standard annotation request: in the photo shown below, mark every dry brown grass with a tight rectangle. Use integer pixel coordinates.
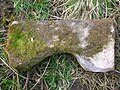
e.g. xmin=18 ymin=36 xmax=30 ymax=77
xmin=0 ymin=0 xmax=120 ymax=90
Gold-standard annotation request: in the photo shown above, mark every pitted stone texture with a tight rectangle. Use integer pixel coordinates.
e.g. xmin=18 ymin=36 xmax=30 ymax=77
xmin=6 ymin=19 xmax=114 ymax=72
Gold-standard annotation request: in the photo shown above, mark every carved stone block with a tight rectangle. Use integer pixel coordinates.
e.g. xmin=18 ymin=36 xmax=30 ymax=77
xmin=5 ymin=19 xmax=114 ymax=72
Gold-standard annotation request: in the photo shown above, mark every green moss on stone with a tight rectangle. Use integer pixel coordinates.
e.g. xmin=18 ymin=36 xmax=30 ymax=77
xmin=7 ymin=23 xmax=47 ymax=62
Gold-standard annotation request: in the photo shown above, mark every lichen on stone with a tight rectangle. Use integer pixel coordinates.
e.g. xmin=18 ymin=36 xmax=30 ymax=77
xmin=84 ymin=19 xmax=114 ymax=57
xmin=5 ymin=19 xmax=114 ymax=72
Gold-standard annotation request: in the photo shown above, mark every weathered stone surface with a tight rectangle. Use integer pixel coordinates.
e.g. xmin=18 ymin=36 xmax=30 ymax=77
xmin=5 ymin=19 xmax=114 ymax=72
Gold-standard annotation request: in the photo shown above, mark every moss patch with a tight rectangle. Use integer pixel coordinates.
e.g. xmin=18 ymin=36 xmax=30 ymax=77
xmin=7 ymin=23 xmax=47 ymax=62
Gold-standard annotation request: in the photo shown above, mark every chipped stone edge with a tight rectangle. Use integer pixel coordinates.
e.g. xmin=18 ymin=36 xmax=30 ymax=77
xmin=74 ymin=25 xmax=115 ymax=72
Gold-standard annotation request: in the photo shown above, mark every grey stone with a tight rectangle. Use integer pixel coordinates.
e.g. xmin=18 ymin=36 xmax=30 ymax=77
xmin=5 ymin=19 xmax=115 ymax=72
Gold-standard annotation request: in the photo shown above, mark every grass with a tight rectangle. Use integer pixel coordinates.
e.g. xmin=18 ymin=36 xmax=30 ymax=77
xmin=26 ymin=54 xmax=77 ymax=90
xmin=13 ymin=0 xmax=50 ymax=20
xmin=1 ymin=79 xmax=13 ymax=90
xmin=0 ymin=0 xmax=120 ymax=90
xmin=42 ymin=54 xmax=76 ymax=90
